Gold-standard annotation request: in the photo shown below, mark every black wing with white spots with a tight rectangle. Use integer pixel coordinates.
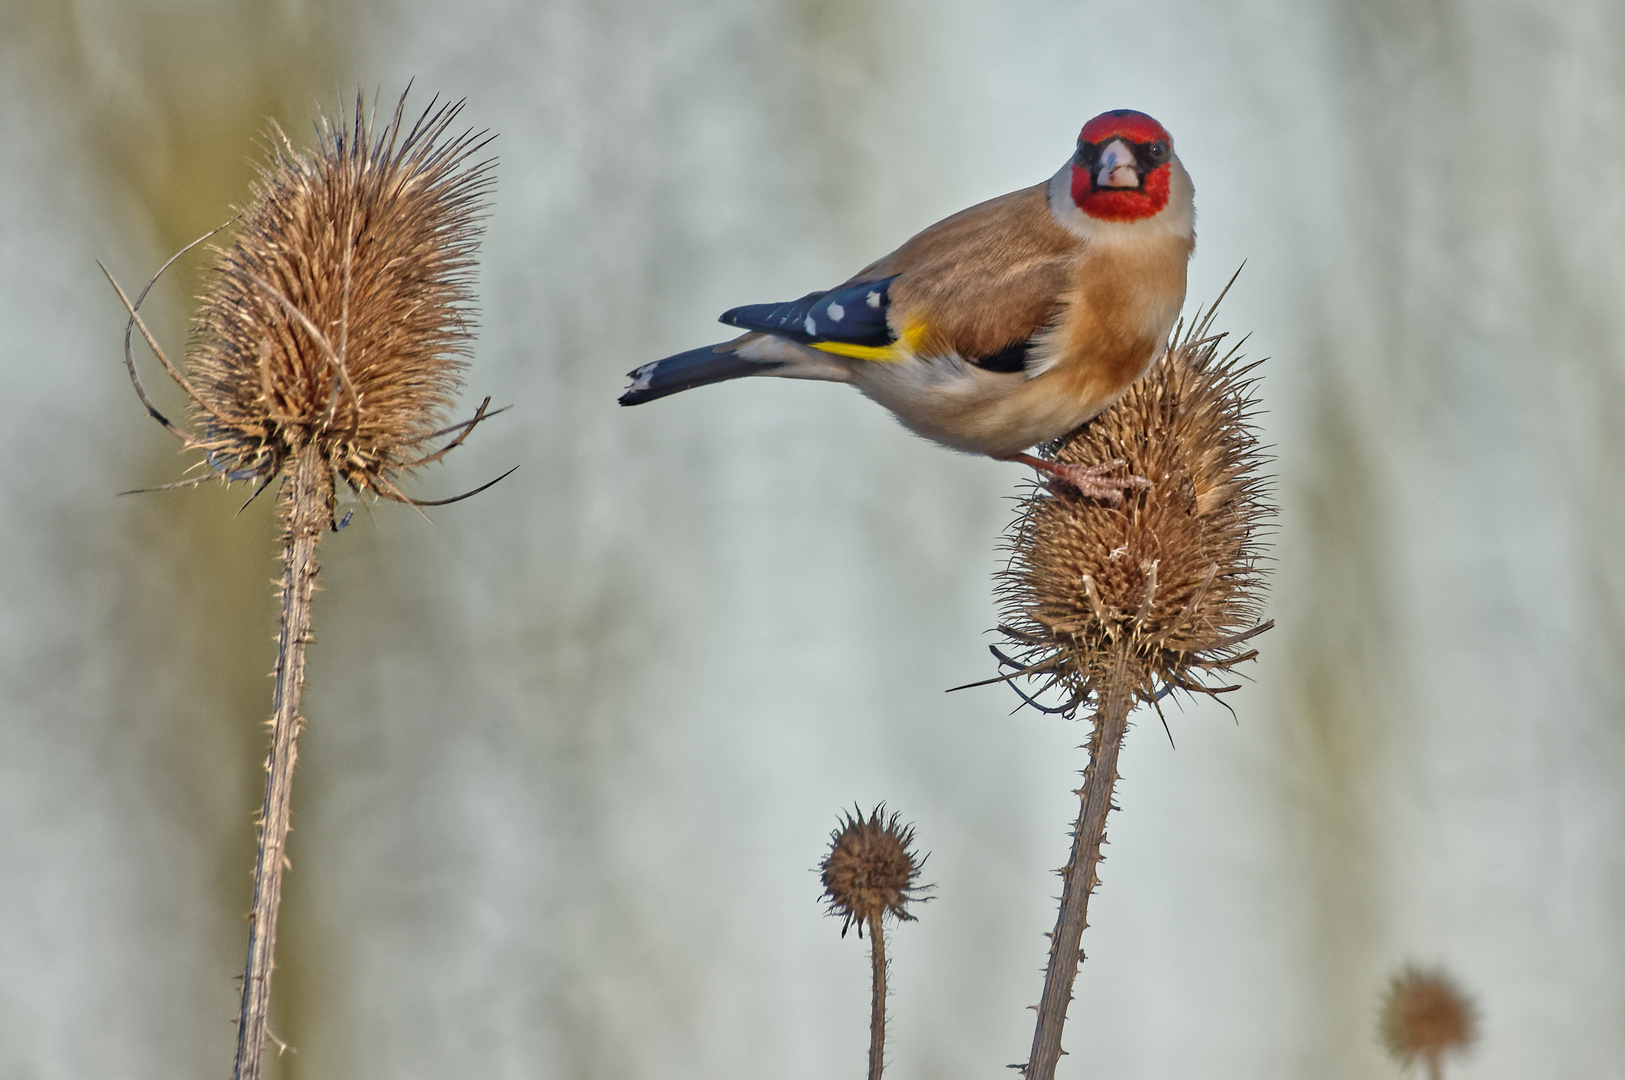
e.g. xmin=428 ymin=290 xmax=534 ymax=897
xmin=719 ymin=274 xmax=900 ymax=346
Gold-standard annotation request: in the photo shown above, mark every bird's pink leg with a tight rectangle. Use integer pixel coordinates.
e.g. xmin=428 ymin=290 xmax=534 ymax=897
xmin=1006 ymin=453 xmax=1150 ymax=504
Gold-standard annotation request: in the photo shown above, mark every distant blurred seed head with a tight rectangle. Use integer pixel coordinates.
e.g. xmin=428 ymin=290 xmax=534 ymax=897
xmin=995 ymin=317 xmax=1273 ymax=715
xmin=1379 ymin=966 xmax=1478 ymax=1071
xmin=185 ymin=92 xmax=493 ymax=509
xmin=819 ymin=806 xmax=928 ymax=937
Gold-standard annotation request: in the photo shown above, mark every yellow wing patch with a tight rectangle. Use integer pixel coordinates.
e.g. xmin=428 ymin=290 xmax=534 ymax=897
xmin=808 ymin=320 xmax=926 ymax=363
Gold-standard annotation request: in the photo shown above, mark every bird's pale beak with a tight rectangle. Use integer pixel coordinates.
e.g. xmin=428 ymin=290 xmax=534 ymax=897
xmin=1095 ymin=139 xmax=1140 ymax=189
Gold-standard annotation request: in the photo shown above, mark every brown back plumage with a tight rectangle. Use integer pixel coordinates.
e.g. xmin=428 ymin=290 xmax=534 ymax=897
xmin=853 ymin=183 xmax=1077 ymax=360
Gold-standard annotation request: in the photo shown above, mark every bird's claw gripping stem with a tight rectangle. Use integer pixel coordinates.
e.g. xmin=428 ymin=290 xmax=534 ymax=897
xmin=1010 ymin=454 xmax=1151 ymax=504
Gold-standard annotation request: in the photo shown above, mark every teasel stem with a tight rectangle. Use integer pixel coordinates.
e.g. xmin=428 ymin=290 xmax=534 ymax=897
xmin=1025 ymin=641 xmax=1136 ymax=1080
xmin=234 ymin=441 xmax=327 ymax=1080
xmin=867 ymin=908 xmax=887 ymax=1080
xmin=818 ymin=805 xmax=925 ymax=1079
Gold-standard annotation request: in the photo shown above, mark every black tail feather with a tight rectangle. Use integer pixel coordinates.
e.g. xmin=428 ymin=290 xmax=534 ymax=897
xmin=618 ymin=344 xmax=784 ymax=406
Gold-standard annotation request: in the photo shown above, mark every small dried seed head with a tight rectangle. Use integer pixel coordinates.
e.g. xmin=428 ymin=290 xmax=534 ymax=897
xmin=818 ymin=805 xmax=928 ymax=938
xmin=184 ymin=92 xmax=493 ymax=511
xmin=1379 ymin=966 xmax=1479 ymax=1070
xmin=994 ymin=309 xmax=1274 ymax=716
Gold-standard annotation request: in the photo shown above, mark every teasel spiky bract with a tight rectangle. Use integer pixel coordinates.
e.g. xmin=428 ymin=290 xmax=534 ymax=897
xmin=988 ymin=291 xmax=1274 ymax=1080
xmin=109 ymin=90 xmax=501 ymax=513
xmin=818 ymin=805 xmax=929 ymax=1080
xmin=1379 ymin=965 xmax=1479 ymax=1080
xmin=819 ymin=804 xmax=929 ymax=938
xmin=104 ymin=89 xmax=500 ymax=1080
xmin=993 ymin=298 xmax=1274 ymax=720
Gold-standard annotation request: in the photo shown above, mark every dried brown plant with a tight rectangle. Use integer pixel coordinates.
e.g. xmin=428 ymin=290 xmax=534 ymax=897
xmin=1379 ymin=966 xmax=1479 ymax=1080
xmin=103 ymin=91 xmax=498 ymax=1080
xmin=819 ymin=806 xmax=928 ymax=1080
xmin=987 ymin=295 xmax=1273 ymax=1080
xmin=994 ymin=307 xmax=1273 ymax=716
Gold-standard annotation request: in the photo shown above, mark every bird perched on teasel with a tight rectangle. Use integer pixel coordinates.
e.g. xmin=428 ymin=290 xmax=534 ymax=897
xmin=620 ymin=109 xmax=1195 ymax=500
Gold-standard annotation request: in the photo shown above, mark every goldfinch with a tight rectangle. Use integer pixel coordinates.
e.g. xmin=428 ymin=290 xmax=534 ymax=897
xmin=620 ymin=109 xmax=1195 ymax=500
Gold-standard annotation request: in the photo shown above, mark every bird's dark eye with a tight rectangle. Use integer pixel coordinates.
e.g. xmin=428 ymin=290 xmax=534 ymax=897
xmin=1075 ymin=141 xmax=1095 ymax=165
xmin=1147 ymin=139 xmax=1169 ymax=163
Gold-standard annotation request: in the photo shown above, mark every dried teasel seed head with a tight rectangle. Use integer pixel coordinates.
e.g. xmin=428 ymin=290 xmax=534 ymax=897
xmin=181 ymin=91 xmax=494 ymax=510
xmin=993 ymin=302 xmax=1274 ymax=717
xmin=818 ymin=805 xmax=929 ymax=938
xmin=1379 ymin=966 xmax=1479 ymax=1070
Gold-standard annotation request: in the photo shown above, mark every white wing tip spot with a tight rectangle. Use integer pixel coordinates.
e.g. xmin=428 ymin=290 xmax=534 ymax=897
xmin=866 ymin=291 xmax=882 ymax=308
xmin=803 ymin=315 xmax=818 ymax=336
xmin=827 ymin=302 xmax=845 ymax=321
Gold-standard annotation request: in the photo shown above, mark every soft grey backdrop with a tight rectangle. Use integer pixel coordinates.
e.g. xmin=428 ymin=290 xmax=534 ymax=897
xmin=2 ymin=0 xmax=1622 ymax=1077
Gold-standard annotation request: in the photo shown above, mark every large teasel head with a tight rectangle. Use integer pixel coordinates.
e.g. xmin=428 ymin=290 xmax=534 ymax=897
xmin=108 ymin=91 xmax=499 ymax=516
xmin=992 ymin=296 xmax=1274 ymax=717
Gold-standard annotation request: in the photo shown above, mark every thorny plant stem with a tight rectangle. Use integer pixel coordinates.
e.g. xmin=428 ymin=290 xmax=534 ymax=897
xmin=867 ymin=910 xmax=887 ymax=1080
xmin=234 ymin=443 xmax=326 ymax=1080
xmin=1025 ymin=643 xmax=1136 ymax=1080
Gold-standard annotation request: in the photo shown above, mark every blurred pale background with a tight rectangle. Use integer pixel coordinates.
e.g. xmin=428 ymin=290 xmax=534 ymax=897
xmin=2 ymin=0 xmax=1622 ymax=1077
